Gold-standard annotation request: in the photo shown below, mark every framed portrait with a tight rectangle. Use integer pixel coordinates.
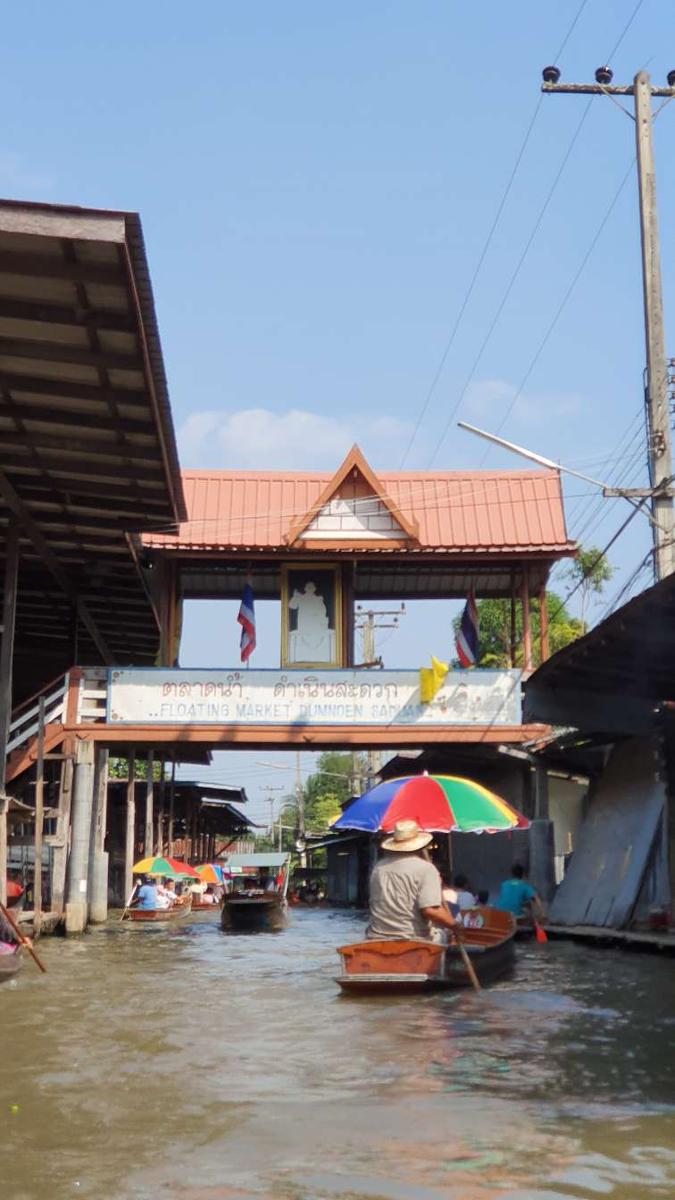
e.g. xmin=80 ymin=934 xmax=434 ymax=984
xmin=281 ymin=563 xmax=343 ymax=668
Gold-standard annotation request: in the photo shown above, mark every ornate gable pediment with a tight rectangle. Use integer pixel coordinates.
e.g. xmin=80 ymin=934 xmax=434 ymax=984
xmin=286 ymin=445 xmax=418 ymax=546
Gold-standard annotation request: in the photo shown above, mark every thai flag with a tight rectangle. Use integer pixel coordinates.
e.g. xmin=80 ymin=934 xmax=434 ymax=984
xmin=237 ymin=582 xmax=256 ymax=663
xmin=456 ymin=590 xmax=478 ymax=667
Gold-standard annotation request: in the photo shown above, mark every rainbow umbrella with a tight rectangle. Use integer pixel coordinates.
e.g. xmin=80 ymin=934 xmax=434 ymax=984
xmin=332 ymin=775 xmax=529 ymax=834
xmin=132 ymin=855 xmax=201 ymax=879
xmin=195 ymin=863 xmax=225 ymax=885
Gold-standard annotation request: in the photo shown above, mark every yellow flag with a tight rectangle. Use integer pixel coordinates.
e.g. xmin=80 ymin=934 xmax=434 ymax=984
xmin=419 ymin=655 xmax=449 ymax=703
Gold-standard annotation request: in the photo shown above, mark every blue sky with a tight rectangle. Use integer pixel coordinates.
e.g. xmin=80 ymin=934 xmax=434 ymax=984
xmin=4 ymin=2 xmax=675 ymax=819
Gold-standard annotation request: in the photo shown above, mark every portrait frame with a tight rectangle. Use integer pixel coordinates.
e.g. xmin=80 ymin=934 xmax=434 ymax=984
xmin=281 ymin=562 xmax=343 ymax=668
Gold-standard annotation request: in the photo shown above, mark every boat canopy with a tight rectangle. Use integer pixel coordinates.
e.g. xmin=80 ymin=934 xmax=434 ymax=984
xmin=224 ymin=853 xmax=290 ymax=871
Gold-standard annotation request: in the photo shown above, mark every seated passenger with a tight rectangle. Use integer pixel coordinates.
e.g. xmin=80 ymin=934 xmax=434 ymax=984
xmin=442 ymin=873 xmax=478 ymax=914
xmin=496 ymin=863 xmax=544 ymax=921
xmin=133 ymin=876 xmax=159 ymax=910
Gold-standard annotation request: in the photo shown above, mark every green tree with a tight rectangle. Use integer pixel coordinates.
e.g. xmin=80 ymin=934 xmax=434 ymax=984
xmin=564 ymin=546 xmax=613 ymax=630
xmin=278 ymin=752 xmax=365 ymax=845
xmin=453 ymin=591 xmax=584 ymax=669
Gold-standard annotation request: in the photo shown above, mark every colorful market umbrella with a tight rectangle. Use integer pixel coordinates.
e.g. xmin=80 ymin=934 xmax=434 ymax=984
xmin=332 ymin=774 xmax=529 ymax=834
xmin=132 ymin=855 xmax=201 ymax=879
xmin=195 ymin=863 xmax=225 ymax=885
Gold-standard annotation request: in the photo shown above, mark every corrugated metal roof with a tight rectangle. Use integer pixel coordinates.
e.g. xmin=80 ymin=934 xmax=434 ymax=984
xmin=144 ymin=466 xmax=573 ymax=554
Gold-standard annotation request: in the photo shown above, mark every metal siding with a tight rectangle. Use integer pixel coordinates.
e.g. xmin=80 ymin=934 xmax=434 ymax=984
xmin=548 ymin=738 xmax=665 ymax=928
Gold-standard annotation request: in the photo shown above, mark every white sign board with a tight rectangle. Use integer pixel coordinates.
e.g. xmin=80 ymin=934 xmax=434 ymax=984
xmin=108 ymin=668 xmax=522 ymax=727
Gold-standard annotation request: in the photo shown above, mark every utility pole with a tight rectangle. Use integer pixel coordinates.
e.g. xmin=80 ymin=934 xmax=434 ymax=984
xmin=262 ymin=785 xmax=283 ymax=842
xmin=354 ymin=604 xmax=405 ymax=667
xmin=541 ymin=64 xmax=675 ymax=579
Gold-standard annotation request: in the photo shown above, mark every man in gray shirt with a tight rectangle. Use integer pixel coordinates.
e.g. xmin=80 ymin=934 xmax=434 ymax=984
xmin=366 ymin=819 xmax=459 ymax=941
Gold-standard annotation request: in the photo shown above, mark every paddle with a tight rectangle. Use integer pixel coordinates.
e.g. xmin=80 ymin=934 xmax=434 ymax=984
xmin=0 ymin=899 xmax=47 ymax=974
xmin=119 ymin=883 xmax=139 ymax=922
xmin=533 ymin=919 xmax=548 ymax=944
xmin=452 ymin=925 xmax=481 ymax=992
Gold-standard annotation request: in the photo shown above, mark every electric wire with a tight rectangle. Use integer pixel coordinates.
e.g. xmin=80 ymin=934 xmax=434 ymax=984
xmin=475 ymin=157 xmax=635 ymax=465
xmin=398 ymin=0 xmax=591 ymax=467
xmin=428 ymin=96 xmax=595 ymax=467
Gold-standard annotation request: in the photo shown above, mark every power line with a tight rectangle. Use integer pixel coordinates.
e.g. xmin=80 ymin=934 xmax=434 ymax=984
xmin=398 ymin=0 xmax=591 ymax=466
xmin=476 ymin=157 xmax=635 ymax=464
xmin=606 ymin=0 xmax=645 ymax=64
xmin=428 ymin=97 xmax=594 ymax=467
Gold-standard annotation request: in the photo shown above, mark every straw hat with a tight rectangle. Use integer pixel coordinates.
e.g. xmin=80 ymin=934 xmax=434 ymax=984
xmin=381 ymin=819 xmax=432 ymax=853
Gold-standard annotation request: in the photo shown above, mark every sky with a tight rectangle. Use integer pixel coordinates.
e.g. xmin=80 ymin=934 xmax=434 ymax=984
xmin=4 ymin=1 xmax=675 ymax=821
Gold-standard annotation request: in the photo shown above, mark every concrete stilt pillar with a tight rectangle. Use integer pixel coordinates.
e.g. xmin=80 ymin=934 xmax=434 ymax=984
xmin=528 ymin=818 xmax=556 ymax=904
xmin=88 ymin=748 xmax=109 ymax=923
xmin=65 ymin=740 xmax=96 ymax=934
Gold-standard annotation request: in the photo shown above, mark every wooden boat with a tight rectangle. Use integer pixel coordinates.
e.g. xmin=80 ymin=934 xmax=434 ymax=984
xmin=0 ymin=947 xmax=22 ymax=983
xmin=123 ymin=895 xmax=192 ymax=923
xmin=220 ymin=852 xmax=290 ymax=933
xmin=191 ymin=898 xmax=221 ymax=912
xmin=336 ymin=906 xmax=516 ymax=994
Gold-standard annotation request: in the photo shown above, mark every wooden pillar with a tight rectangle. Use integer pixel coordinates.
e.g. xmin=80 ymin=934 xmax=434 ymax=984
xmin=144 ymin=751 xmax=154 ymax=856
xmin=0 ymin=519 xmax=19 ymax=908
xmin=88 ymin=747 xmax=109 ymax=923
xmin=33 ymin=697 xmax=45 ymax=937
xmin=167 ymin=758 xmax=176 ymax=856
xmin=124 ymin=750 xmax=136 ymax=903
xmin=510 ymin=575 xmax=517 ymax=668
xmin=51 ymin=749 xmax=74 ymax=918
xmin=539 ymin=584 xmax=550 ymax=664
xmin=190 ymin=799 xmax=198 ymax=863
xmin=157 ymin=763 xmax=166 ymax=855
xmin=521 ymin=567 xmax=533 ymax=671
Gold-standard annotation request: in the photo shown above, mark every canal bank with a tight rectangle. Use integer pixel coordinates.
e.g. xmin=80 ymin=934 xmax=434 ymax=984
xmin=2 ymin=908 xmax=674 ymax=1200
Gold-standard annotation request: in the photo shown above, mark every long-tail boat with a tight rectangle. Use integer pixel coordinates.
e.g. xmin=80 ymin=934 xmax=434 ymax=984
xmin=336 ymin=907 xmax=516 ymax=994
xmin=220 ymin=852 xmax=290 ymax=933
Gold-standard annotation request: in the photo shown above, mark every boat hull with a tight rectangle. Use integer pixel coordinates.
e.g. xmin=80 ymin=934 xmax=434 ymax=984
xmin=336 ymin=907 xmax=516 ymax=994
xmin=0 ymin=948 xmax=22 ymax=982
xmin=221 ymin=896 xmax=288 ymax=933
xmin=123 ymin=897 xmax=192 ymax=923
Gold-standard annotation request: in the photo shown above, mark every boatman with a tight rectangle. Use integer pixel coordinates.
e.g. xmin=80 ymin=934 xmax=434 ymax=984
xmin=366 ymin=820 xmax=459 ymax=942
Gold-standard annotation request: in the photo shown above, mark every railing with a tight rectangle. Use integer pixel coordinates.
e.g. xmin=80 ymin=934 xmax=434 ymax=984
xmin=7 ymin=675 xmax=68 ymax=756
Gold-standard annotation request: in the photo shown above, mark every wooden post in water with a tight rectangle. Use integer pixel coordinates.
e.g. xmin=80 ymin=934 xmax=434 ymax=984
xmin=167 ymin=757 xmax=176 ymax=856
xmin=157 ymin=762 xmax=165 ymax=855
xmin=88 ymin=747 xmax=109 ymax=923
xmin=190 ymin=798 xmax=198 ymax=863
xmin=144 ymin=751 xmax=154 ymax=856
xmin=0 ymin=518 xmax=19 ymax=908
xmin=124 ymin=749 xmax=136 ymax=901
xmin=33 ymin=696 xmax=45 ymax=937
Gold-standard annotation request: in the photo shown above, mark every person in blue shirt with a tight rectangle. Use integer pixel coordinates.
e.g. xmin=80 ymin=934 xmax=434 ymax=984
xmin=133 ymin=876 xmax=159 ymax=910
xmin=496 ymin=863 xmax=543 ymax=922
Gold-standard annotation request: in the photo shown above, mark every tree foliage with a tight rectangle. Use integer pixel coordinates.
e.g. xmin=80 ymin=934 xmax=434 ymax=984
xmin=564 ymin=546 xmax=613 ymax=630
xmin=453 ymin=591 xmax=584 ymax=669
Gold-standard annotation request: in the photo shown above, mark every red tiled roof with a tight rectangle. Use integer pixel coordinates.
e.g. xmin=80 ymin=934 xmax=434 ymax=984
xmin=144 ymin=466 xmax=573 ymax=555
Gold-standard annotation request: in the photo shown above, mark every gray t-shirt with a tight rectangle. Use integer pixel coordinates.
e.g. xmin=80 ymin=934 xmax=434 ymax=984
xmin=366 ymin=852 xmax=442 ymax=940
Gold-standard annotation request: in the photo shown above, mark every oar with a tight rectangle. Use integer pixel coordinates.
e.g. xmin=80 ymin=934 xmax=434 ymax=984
xmin=119 ymin=883 xmax=139 ymax=922
xmin=453 ymin=926 xmax=481 ymax=992
xmin=0 ymin=899 xmax=47 ymax=974
xmin=533 ymin=918 xmax=548 ymax=944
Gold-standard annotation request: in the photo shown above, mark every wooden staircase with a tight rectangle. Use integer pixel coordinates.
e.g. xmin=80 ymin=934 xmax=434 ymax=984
xmin=5 ymin=673 xmax=71 ymax=783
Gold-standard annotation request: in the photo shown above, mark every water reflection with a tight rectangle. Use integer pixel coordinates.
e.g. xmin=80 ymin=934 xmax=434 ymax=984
xmin=1 ymin=909 xmax=674 ymax=1199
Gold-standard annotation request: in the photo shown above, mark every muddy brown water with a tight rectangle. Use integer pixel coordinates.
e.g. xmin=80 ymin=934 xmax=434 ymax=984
xmin=1 ymin=908 xmax=675 ymax=1200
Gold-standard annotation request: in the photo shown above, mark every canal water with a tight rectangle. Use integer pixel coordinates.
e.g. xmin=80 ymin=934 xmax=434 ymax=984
xmin=2 ymin=909 xmax=675 ymax=1200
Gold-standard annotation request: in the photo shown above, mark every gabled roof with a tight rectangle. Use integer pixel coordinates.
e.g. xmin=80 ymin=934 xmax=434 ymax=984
xmin=285 ymin=445 xmax=419 ymax=544
xmin=144 ymin=458 xmax=574 ymax=557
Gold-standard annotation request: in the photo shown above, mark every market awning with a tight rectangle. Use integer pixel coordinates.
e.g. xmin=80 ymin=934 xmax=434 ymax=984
xmin=0 ymin=199 xmax=185 ymax=691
